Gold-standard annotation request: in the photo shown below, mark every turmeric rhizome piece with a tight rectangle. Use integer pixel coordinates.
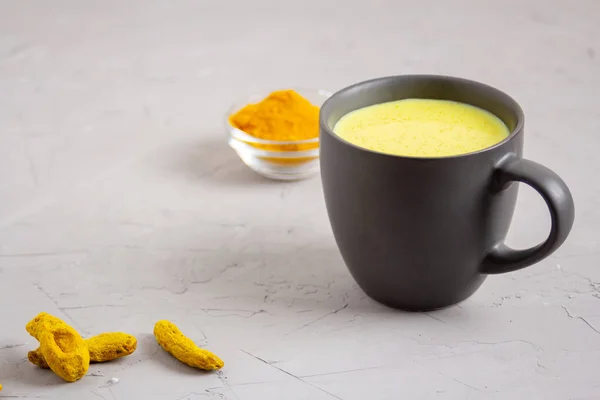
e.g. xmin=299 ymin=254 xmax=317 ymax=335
xmin=154 ymin=320 xmax=223 ymax=371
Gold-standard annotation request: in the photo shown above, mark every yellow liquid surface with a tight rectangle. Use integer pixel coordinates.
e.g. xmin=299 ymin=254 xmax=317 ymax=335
xmin=333 ymin=99 xmax=510 ymax=157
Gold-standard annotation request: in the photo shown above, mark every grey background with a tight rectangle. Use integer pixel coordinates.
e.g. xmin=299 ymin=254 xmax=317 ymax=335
xmin=0 ymin=1 xmax=598 ymax=399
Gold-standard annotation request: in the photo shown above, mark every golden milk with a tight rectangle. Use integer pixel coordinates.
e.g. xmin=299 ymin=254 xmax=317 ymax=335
xmin=333 ymin=99 xmax=510 ymax=157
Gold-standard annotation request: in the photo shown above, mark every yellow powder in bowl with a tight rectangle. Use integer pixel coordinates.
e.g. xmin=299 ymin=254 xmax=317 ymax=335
xmin=229 ymin=89 xmax=320 ymax=159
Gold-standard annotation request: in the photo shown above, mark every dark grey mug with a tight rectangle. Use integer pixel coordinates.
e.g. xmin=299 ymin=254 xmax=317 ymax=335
xmin=319 ymin=75 xmax=575 ymax=311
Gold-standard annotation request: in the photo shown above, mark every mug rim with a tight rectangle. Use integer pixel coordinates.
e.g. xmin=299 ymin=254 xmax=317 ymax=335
xmin=319 ymin=74 xmax=525 ymax=161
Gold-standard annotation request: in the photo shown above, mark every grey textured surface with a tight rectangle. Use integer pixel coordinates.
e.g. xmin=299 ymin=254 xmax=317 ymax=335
xmin=0 ymin=1 xmax=598 ymax=399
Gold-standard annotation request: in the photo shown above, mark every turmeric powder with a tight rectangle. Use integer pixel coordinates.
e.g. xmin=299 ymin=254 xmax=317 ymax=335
xmin=26 ymin=313 xmax=89 ymax=382
xmin=229 ymin=89 xmax=320 ymax=155
xmin=29 ymin=332 xmax=137 ymax=368
xmin=154 ymin=320 xmax=223 ymax=371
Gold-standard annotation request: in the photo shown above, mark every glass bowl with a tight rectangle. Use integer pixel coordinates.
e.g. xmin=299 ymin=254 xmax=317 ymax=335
xmin=226 ymin=88 xmax=332 ymax=181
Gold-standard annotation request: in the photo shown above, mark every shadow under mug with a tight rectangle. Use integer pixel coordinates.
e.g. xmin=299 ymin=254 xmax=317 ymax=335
xmin=319 ymin=75 xmax=575 ymax=311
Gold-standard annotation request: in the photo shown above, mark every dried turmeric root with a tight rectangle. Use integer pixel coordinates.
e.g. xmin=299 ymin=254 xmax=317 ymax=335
xmin=153 ymin=320 xmax=223 ymax=370
xmin=39 ymin=328 xmax=90 ymax=382
xmin=29 ymin=332 xmax=137 ymax=368
xmin=26 ymin=313 xmax=90 ymax=382
xmin=87 ymin=332 xmax=137 ymax=362
xmin=26 ymin=312 xmax=66 ymax=337
xmin=27 ymin=312 xmax=64 ymax=369
xmin=28 ymin=348 xmax=49 ymax=368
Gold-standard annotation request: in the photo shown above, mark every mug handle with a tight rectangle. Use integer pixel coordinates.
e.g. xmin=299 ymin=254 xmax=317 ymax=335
xmin=480 ymin=154 xmax=575 ymax=274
